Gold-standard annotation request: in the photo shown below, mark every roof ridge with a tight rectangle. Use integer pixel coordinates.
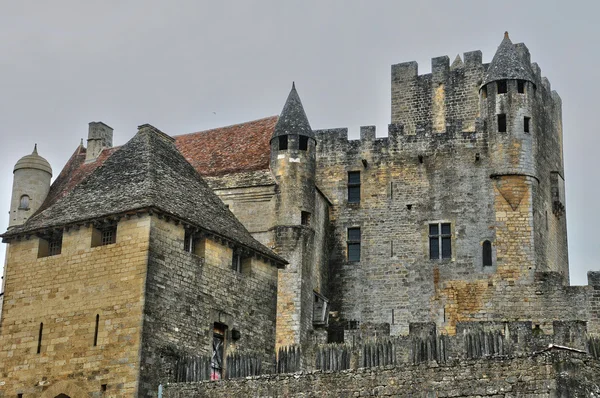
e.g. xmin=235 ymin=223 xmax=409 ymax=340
xmin=172 ymin=115 xmax=279 ymax=138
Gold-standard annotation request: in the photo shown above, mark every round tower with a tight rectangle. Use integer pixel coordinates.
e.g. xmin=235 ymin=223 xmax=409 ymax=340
xmin=480 ymin=32 xmax=537 ymax=179
xmin=270 ymin=82 xmax=317 ymax=226
xmin=9 ymin=144 xmax=52 ymax=228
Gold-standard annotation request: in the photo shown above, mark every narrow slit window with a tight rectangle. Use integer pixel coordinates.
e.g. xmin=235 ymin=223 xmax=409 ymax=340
xmin=93 ymin=314 xmax=100 ymax=346
xmin=498 ymin=114 xmax=507 ymax=133
xmin=524 ymin=117 xmax=531 ymax=133
xmin=347 ymin=171 xmax=361 ymax=203
xmin=347 ymin=227 xmax=361 ymax=262
xmin=37 ymin=322 xmax=43 ymax=354
xmin=481 ymin=86 xmax=487 ymax=99
xmin=299 ymin=135 xmax=308 ymax=151
xmin=232 ymin=251 xmax=242 ymax=273
xmin=184 ymin=230 xmax=195 ymax=253
xmin=278 ymin=135 xmax=288 ymax=150
xmin=482 ymin=240 xmax=492 ymax=266
xmin=301 ymin=211 xmax=311 ymax=226
xmin=429 ymin=223 xmax=451 ymax=260
xmin=517 ymin=80 xmax=525 ymax=93
xmin=497 ymin=80 xmax=507 ymax=94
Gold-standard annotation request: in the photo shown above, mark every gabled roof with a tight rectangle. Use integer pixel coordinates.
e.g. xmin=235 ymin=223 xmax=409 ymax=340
xmin=271 ymin=83 xmax=314 ymax=140
xmin=175 ymin=116 xmax=277 ymax=177
xmin=3 ymin=124 xmax=286 ymax=264
xmin=482 ymin=32 xmax=535 ymax=87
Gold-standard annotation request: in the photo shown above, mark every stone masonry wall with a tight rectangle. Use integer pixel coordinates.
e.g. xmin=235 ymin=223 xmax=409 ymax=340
xmin=164 ymin=351 xmax=600 ymax=397
xmin=0 ymin=216 xmax=151 ymax=397
xmin=138 ymin=216 xmax=279 ymax=397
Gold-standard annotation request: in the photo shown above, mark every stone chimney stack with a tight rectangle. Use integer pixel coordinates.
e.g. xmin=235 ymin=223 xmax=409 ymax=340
xmin=86 ymin=122 xmax=113 ymax=162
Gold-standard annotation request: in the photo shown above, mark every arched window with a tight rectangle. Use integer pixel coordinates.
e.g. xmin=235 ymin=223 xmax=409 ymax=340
xmin=19 ymin=195 xmax=30 ymax=210
xmin=482 ymin=240 xmax=492 ymax=266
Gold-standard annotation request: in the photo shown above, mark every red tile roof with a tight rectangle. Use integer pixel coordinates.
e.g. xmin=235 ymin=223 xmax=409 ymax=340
xmin=174 ymin=116 xmax=278 ymax=177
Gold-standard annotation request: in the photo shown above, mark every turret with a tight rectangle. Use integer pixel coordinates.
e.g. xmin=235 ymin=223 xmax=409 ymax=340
xmin=480 ymin=32 xmax=537 ymax=178
xmin=270 ymin=83 xmax=317 ymax=226
xmin=8 ymin=145 xmax=52 ymax=228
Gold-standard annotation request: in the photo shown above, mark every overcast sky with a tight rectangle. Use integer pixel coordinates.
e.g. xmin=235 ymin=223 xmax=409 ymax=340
xmin=1 ymin=0 xmax=598 ymax=285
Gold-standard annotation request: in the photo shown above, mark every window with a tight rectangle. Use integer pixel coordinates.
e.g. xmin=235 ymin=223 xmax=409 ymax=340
xmin=37 ymin=322 xmax=43 ymax=354
xmin=348 ymin=171 xmax=361 ymax=203
xmin=429 ymin=223 xmax=451 ymax=260
xmin=211 ymin=323 xmax=226 ymax=380
xmin=301 ymin=211 xmax=311 ymax=226
xmin=232 ymin=251 xmax=242 ymax=273
xmin=517 ymin=80 xmax=525 ymax=93
xmin=481 ymin=86 xmax=487 ymax=99
xmin=482 ymin=240 xmax=492 ymax=266
xmin=497 ymin=114 xmax=507 ymax=132
xmin=524 ymin=117 xmax=531 ymax=133
xmin=313 ymin=292 xmax=329 ymax=327
xmin=299 ymin=135 xmax=308 ymax=151
xmin=497 ymin=80 xmax=507 ymax=94
xmin=347 ymin=227 xmax=361 ymax=262
xmin=184 ymin=230 xmax=205 ymax=257
xmin=93 ymin=314 xmax=100 ymax=347
xmin=19 ymin=195 xmax=30 ymax=210
xmin=92 ymin=225 xmax=117 ymax=247
xmin=278 ymin=135 xmax=288 ymax=150
xmin=39 ymin=233 xmax=63 ymax=258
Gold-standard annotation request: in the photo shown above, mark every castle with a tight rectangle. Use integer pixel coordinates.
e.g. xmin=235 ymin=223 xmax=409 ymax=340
xmin=1 ymin=33 xmax=599 ymax=397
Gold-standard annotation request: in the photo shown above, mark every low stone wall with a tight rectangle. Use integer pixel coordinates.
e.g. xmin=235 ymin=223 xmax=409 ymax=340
xmin=164 ymin=350 xmax=600 ymax=397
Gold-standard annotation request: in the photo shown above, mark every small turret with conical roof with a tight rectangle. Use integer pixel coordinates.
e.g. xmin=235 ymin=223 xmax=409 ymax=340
xmin=481 ymin=32 xmax=536 ymax=88
xmin=9 ymin=144 xmax=53 ymax=228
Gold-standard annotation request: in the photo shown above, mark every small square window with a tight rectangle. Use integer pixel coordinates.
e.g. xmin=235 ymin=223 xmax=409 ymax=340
xmin=347 ymin=227 xmax=361 ymax=262
xmin=497 ymin=80 xmax=507 ymax=94
xmin=429 ymin=223 xmax=451 ymax=260
xmin=498 ymin=114 xmax=507 ymax=133
xmin=39 ymin=233 xmax=63 ymax=258
xmin=92 ymin=225 xmax=117 ymax=247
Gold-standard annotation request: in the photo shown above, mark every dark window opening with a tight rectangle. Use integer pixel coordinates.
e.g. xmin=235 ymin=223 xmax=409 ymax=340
xmin=418 ymin=155 xmax=424 ymax=164
xmin=211 ymin=323 xmax=226 ymax=380
xmin=347 ymin=171 xmax=361 ymax=203
xmin=482 ymin=240 xmax=493 ymax=266
xmin=301 ymin=211 xmax=311 ymax=226
xmin=299 ymin=135 xmax=308 ymax=151
xmin=481 ymin=86 xmax=487 ymax=99
xmin=101 ymin=384 xmax=107 ymax=392
xmin=497 ymin=80 xmax=507 ymax=94
xmin=429 ymin=223 xmax=451 ymax=260
xmin=37 ymin=322 xmax=43 ymax=354
xmin=17 ymin=394 xmax=23 ymax=398
xmin=19 ymin=195 xmax=30 ymax=210
xmin=524 ymin=117 xmax=531 ymax=133
xmin=498 ymin=114 xmax=507 ymax=132
xmin=92 ymin=225 xmax=117 ymax=247
xmin=184 ymin=230 xmax=205 ymax=257
xmin=278 ymin=135 xmax=288 ymax=150
xmin=39 ymin=233 xmax=63 ymax=258
xmin=93 ymin=314 xmax=100 ymax=347
xmin=347 ymin=227 xmax=361 ymax=262
xmin=232 ymin=251 xmax=242 ymax=273
xmin=517 ymin=80 xmax=525 ymax=93
xmin=313 ymin=292 xmax=329 ymax=327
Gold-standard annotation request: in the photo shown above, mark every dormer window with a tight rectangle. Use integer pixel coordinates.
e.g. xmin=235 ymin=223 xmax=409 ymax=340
xmin=278 ymin=135 xmax=288 ymax=150
xmin=497 ymin=80 xmax=507 ymax=94
xmin=19 ymin=195 xmax=30 ymax=210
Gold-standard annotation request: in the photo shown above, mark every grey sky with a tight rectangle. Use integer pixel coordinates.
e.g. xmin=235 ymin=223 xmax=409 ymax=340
xmin=1 ymin=0 xmax=598 ymax=285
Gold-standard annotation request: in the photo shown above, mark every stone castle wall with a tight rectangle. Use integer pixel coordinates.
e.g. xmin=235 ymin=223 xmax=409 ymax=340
xmin=0 ymin=216 xmax=151 ymax=397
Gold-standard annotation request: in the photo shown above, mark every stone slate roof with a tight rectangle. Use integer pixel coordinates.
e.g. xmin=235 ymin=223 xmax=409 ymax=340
xmin=271 ymin=83 xmax=314 ymax=140
xmin=482 ymin=32 xmax=535 ymax=87
xmin=175 ymin=116 xmax=278 ymax=177
xmin=3 ymin=125 xmax=286 ymax=264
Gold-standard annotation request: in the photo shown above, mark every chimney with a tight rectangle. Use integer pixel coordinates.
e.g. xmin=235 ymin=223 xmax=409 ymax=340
xmin=86 ymin=122 xmax=113 ymax=162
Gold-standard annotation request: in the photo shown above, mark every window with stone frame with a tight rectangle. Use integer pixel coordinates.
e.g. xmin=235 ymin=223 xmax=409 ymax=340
xmin=482 ymin=240 xmax=493 ymax=266
xmin=19 ymin=195 xmax=30 ymax=210
xmin=38 ymin=232 xmax=63 ymax=258
xmin=91 ymin=223 xmax=117 ymax=247
xmin=184 ymin=229 xmax=205 ymax=257
xmin=429 ymin=223 xmax=451 ymax=260
xmin=232 ymin=251 xmax=242 ymax=273
xmin=347 ymin=227 xmax=361 ymax=262
xmin=347 ymin=171 xmax=361 ymax=203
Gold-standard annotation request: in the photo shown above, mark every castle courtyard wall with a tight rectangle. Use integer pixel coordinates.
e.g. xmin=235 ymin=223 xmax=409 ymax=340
xmin=0 ymin=216 xmax=151 ymax=397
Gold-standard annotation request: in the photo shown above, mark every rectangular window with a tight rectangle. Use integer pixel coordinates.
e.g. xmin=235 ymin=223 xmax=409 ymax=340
xmin=429 ymin=222 xmax=451 ymax=260
xmin=348 ymin=171 xmax=361 ymax=203
xmin=299 ymin=135 xmax=308 ymax=151
xmin=481 ymin=86 xmax=487 ymax=99
xmin=211 ymin=323 xmax=226 ymax=380
xmin=497 ymin=80 xmax=507 ymax=94
xmin=517 ymin=80 xmax=525 ymax=93
xmin=101 ymin=227 xmax=116 ymax=246
xmin=301 ymin=211 xmax=311 ymax=226
xmin=524 ymin=117 xmax=530 ymax=133
xmin=232 ymin=251 xmax=242 ymax=273
xmin=184 ymin=230 xmax=195 ymax=253
xmin=497 ymin=114 xmax=507 ymax=132
xmin=39 ymin=233 xmax=63 ymax=258
xmin=278 ymin=135 xmax=288 ymax=150
xmin=347 ymin=227 xmax=361 ymax=262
